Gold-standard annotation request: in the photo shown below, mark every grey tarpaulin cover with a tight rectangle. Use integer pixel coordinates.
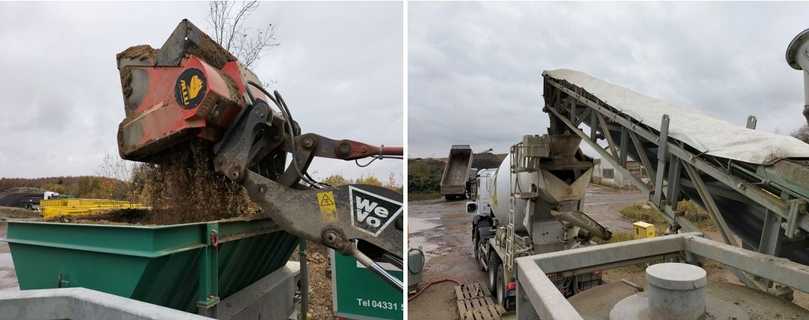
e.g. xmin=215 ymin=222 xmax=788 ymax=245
xmin=544 ymin=69 xmax=809 ymax=165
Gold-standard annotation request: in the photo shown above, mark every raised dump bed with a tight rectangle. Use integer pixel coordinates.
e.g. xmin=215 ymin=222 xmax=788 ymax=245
xmin=2 ymin=217 xmax=298 ymax=314
xmin=441 ymin=144 xmax=473 ymax=200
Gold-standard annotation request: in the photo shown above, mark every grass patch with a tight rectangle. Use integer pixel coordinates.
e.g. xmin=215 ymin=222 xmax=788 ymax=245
xmin=620 ymin=203 xmax=666 ymax=225
xmin=608 ymin=231 xmax=636 ymax=243
xmin=619 ymin=200 xmax=717 ymax=233
xmin=677 ymin=200 xmax=714 ymax=229
xmin=408 ymin=192 xmax=442 ymax=201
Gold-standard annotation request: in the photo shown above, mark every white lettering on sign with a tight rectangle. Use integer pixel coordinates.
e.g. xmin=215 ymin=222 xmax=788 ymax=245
xmin=354 ymin=298 xmax=403 ymax=311
xmin=348 ymin=186 xmax=403 ymax=236
xmin=355 ymin=196 xmax=389 ymax=227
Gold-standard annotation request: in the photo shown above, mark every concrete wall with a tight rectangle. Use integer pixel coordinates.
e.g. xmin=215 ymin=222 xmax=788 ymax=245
xmin=592 ymin=159 xmax=644 ymax=189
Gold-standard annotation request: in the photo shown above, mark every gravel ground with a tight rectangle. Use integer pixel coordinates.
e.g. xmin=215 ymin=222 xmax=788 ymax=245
xmin=408 ymin=184 xmax=809 ymax=319
xmin=408 ymin=198 xmax=488 ymax=320
xmin=304 ymin=242 xmax=334 ymax=319
xmin=407 ymin=185 xmax=654 ymax=319
xmin=0 ymin=222 xmax=19 ymax=292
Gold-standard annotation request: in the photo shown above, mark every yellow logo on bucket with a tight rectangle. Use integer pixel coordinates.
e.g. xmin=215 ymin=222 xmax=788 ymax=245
xmin=181 ymin=75 xmax=204 ymax=105
xmin=175 ymin=68 xmax=207 ymax=109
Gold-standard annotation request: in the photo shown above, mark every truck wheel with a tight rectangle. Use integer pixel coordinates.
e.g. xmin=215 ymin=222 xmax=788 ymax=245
xmin=473 ymin=233 xmax=484 ymax=271
xmin=495 ymin=262 xmax=506 ymax=309
xmin=487 ymin=254 xmax=498 ymax=294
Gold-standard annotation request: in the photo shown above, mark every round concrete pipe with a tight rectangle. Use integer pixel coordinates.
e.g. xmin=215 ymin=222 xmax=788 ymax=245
xmin=645 ymin=263 xmax=707 ymax=320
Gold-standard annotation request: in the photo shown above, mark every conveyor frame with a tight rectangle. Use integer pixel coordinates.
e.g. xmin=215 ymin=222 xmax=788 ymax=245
xmin=541 ymin=71 xmax=809 ymax=291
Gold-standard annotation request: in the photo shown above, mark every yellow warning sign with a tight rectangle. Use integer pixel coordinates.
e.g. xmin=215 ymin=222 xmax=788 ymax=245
xmin=317 ymin=191 xmax=337 ymax=222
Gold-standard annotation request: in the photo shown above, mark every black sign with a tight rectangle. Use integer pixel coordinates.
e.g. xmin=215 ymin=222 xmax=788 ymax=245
xmin=349 ymin=186 xmax=403 ymax=236
xmin=174 ymin=68 xmax=207 ymax=109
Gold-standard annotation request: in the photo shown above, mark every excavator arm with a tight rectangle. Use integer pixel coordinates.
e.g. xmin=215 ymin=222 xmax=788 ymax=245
xmin=115 ymin=19 xmax=404 ymax=290
xmin=212 ymin=88 xmax=404 ymax=289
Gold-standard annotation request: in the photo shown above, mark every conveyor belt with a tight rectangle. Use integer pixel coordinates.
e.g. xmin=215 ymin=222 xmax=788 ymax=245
xmin=541 ymin=69 xmax=809 ymax=266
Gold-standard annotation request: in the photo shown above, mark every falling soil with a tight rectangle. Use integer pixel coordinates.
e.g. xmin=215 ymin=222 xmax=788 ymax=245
xmin=65 ymin=141 xmax=257 ymax=225
xmin=136 ymin=141 xmax=257 ymax=224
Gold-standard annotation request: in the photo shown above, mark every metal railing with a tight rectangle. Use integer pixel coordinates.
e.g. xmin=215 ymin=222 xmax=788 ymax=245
xmin=515 ymin=233 xmax=809 ymax=319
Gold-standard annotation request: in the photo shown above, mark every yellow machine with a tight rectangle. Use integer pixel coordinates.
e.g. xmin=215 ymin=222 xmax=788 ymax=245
xmin=40 ymin=199 xmax=146 ymax=220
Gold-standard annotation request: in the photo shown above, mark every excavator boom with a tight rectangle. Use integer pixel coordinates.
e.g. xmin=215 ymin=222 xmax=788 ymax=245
xmin=115 ymin=19 xmax=404 ymax=290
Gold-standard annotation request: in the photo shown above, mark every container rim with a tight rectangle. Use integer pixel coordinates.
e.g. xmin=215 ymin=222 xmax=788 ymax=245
xmin=2 ymin=215 xmax=271 ymax=229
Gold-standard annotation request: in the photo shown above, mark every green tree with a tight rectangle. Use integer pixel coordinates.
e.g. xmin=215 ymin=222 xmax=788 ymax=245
xmin=354 ymin=176 xmax=383 ymax=187
xmin=322 ymin=175 xmax=349 ymax=186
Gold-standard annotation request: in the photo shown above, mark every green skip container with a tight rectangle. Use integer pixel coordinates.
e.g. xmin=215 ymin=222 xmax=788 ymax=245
xmin=3 ymin=217 xmax=298 ymax=313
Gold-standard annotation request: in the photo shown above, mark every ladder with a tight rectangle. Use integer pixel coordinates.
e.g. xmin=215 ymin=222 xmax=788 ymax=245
xmin=505 ymin=143 xmax=535 ymax=275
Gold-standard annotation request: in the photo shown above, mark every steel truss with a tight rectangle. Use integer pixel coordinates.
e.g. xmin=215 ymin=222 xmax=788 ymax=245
xmin=541 ymin=74 xmax=809 ymax=291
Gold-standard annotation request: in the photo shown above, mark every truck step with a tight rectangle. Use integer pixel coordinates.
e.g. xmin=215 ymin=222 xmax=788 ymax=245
xmin=455 ymin=282 xmax=506 ymax=320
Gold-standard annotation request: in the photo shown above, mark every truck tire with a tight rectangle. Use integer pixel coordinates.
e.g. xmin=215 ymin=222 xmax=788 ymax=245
xmin=487 ymin=253 xmax=499 ymax=294
xmin=495 ymin=262 xmax=506 ymax=309
xmin=486 ymin=254 xmax=499 ymax=294
xmin=473 ymin=232 xmax=484 ymax=271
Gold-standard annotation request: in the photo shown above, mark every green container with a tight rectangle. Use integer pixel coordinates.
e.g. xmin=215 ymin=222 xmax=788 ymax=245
xmin=331 ymin=250 xmax=403 ymax=319
xmin=3 ymin=217 xmax=298 ymax=313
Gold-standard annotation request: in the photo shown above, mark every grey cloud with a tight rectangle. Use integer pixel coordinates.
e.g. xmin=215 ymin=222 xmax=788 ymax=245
xmin=0 ymin=2 xmax=402 ymax=184
xmin=409 ymin=2 xmax=809 ymax=157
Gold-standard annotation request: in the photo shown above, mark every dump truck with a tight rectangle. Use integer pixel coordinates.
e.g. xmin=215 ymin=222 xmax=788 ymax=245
xmin=440 ymin=144 xmax=473 ymax=200
xmin=468 ymin=134 xmax=611 ymax=310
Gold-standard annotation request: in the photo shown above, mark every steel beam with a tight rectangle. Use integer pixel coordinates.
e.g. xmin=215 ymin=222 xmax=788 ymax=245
xmin=681 ymin=162 xmax=737 ymax=246
xmin=653 ymin=115 xmax=670 ymax=207
xmin=685 ymin=236 xmax=809 ymax=293
xmin=545 ymin=78 xmax=799 ymax=231
xmin=590 ymin=109 xmax=598 ymax=143
xmin=759 ymin=209 xmax=782 ymax=255
xmin=525 ymin=233 xmax=695 ymax=273
xmin=666 ymin=154 xmax=682 ymax=206
xmin=596 ymin=113 xmax=620 ymax=159
xmin=547 ymin=106 xmax=650 ymax=195
xmin=629 ymin=131 xmax=655 ymax=187
xmin=619 ymin=127 xmax=629 ymax=166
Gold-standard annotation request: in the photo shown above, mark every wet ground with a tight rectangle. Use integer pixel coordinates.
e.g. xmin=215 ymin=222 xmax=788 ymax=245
xmin=407 ymin=185 xmax=647 ymax=319
xmin=582 ymin=184 xmax=648 ymax=233
xmin=408 ymin=184 xmax=809 ymax=318
xmin=408 ymin=198 xmax=485 ymax=319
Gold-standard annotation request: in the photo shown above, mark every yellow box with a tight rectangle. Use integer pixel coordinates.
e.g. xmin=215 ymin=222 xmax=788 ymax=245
xmin=633 ymin=221 xmax=656 ymax=239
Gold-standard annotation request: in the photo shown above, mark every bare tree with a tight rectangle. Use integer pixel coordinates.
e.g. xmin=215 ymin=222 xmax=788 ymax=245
xmin=208 ymin=1 xmax=278 ymax=67
xmin=97 ymin=153 xmax=135 ymax=182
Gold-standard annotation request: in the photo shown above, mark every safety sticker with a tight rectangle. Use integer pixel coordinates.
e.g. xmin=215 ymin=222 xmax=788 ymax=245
xmin=317 ymin=191 xmax=337 ymax=222
xmin=348 ymin=186 xmax=403 ymax=236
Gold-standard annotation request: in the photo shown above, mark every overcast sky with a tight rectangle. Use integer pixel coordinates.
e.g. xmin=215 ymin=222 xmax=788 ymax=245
xmin=409 ymin=2 xmax=809 ymax=158
xmin=0 ymin=2 xmax=403 ymax=183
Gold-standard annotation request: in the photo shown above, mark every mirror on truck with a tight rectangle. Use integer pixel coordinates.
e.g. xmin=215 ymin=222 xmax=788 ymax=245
xmin=466 ymin=202 xmax=477 ymax=214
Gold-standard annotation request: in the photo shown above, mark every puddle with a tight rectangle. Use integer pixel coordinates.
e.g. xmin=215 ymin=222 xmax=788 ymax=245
xmin=410 ymin=216 xmax=441 ymax=234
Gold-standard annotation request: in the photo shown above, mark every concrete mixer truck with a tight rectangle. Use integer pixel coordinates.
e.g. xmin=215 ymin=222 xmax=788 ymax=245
xmin=467 ymin=133 xmax=612 ymax=310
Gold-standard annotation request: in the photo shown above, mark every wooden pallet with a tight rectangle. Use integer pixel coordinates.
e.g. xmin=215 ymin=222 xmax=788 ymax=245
xmin=455 ymin=282 xmax=506 ymax=320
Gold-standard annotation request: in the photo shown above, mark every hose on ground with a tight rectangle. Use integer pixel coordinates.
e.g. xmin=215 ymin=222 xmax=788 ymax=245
xmin=407 ymin=278 xmax=463 ymax=302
